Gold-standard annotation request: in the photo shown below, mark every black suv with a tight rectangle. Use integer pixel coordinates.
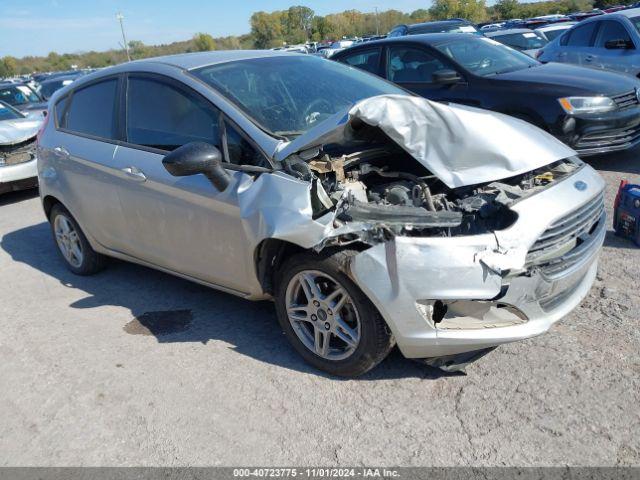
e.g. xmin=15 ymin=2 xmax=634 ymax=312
xmin=333 ymin=34 xmax=640 ymax=156
xmin=388 ymin=19 xmax=480 ymax=37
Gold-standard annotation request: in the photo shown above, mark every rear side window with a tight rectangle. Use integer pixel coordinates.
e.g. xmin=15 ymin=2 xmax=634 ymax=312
xmin=55 ymin=96 xmax=69 ymax=127
xmin=65 ymin=79 xmax=118 ymax=139
xmin=595 ymin=21 xmax=633 ymax=47
xmin=566 ymin=22 xmax=598 ymax=47
xmin=339 ymin=49 xmax=381 ymax=74
xmin=126 ymin=77 xmax=220 ymax=151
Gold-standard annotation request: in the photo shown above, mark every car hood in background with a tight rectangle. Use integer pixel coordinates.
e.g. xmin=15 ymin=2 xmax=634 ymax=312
xmin=274 ymin=94 xmax=575 ymax=189
xmin=496 ymin=63 xmax=639 ymax=95
xmin=16 ymin=102 xmax=48 ymax=116
xmin=0 ymin=115 xmax=43 ymax=145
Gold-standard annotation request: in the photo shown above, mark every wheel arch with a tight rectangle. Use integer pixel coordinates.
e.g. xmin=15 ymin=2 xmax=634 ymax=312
xmin=42 ymin=194 xmax=63 ymax=219
xmin=254 ymin=238 xmax=307 ymax=296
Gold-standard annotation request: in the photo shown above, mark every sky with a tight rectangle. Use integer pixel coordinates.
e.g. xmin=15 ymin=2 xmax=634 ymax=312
xmin=2 ymin=0 xmax=440 ymax=58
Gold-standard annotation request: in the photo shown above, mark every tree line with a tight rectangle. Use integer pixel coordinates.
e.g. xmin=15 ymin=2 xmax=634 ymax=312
xmin=1 ymin=0 xmax=606 ymax=76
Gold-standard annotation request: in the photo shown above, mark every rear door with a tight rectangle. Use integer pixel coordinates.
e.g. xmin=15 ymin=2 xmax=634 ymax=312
xmin=558 ymin=21 xmax=599 ymax=66
xmin=53 ymin=76 xmax=130 ymax=252
xmin=111 ymin=73 xmax=259 ymax=293
xmin=591 ymin=19 xmax=638 ymax=74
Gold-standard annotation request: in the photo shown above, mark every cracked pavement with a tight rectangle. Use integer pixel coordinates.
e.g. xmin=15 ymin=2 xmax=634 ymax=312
xmin=0 ymin=150 xmax=638 ymax=466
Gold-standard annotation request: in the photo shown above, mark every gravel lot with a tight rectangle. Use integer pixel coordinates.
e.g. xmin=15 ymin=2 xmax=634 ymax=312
xmin=0 ymin=150 xmax=638 ymax=467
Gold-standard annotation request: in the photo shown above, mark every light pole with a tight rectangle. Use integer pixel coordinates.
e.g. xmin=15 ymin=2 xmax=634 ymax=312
xmin=374 ymin=7 xmax=380 ymax=36
xmin=116 ymin=12 xmax=131 ymax=62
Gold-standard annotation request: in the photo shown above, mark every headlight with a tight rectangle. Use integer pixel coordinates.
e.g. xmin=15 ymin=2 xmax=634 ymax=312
xmin=558 ymin=96 xmax=616 ymax=114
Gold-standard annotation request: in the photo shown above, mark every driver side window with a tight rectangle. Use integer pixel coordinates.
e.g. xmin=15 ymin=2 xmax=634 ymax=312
xmin=387 ymin=46 xmax=447 ymax=83
xmin=595 ymin=21 xmax=633 ymax=48
xmin=126 ymin=76 xmax=221 ymax=151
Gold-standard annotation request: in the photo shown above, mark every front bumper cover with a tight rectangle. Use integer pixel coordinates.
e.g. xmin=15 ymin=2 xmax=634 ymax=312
xmin=349 ymin=163 xmax=605 ymax=359
xmin=0 ymin=158 xmax=38 ymax=194
xmin=559 ymin=106 xmax=640 ymax=156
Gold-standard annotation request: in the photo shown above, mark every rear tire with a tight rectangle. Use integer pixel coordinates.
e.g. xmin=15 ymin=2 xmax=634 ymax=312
xmin=49 ymin=204 xmax=105 ymax=275
xmin=274 ymin=249 xmax=394 ymax=377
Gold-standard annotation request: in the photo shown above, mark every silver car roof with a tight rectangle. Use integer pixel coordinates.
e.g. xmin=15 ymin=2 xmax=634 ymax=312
xmin=127 ymin=50 xmax=299 ymax=71
xmin=614 ymin=7 xmax=640 ymax=18
xmin=486 ymin=28 xmax=537 ymax=36
xmin=536 ymin=22 xmax=576 ymax=31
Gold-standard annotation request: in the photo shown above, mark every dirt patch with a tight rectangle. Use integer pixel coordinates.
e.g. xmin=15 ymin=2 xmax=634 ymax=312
xmin=123 ymin=309 xmax=192 ymax=336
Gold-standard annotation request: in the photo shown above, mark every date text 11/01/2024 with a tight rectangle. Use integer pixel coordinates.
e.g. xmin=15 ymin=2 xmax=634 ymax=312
xmin=232 ymin=468 xmax=400 ymax=478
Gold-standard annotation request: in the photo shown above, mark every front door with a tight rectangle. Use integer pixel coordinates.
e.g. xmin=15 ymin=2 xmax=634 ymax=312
xmin=112 ymin=73 xmax=254 ymax=293
xmin=591 ymin=20 xmax=639 ymax=74
xmin=385 ymin=45 xmax=473 ymax=106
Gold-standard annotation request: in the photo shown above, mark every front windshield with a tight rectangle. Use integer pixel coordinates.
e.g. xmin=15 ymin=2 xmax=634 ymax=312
xmin=0 ymin=85 xmax=41 ymax=106
xmin=0 ymin=102 xmax=24 ymax=121
xmin=493 ymin=32 xmax=548 ymax=51
xmin=193 ymin=55 xmax=406 ymax=138
xmin=434 ymin=37 xmax=538 ymax=76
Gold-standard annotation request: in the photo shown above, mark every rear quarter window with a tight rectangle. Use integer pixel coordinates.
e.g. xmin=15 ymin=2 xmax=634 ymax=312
xmin=65 ymin=79 xmax=118 ymax=140
xmin=55 ymin=95 xmax=69 ymax=128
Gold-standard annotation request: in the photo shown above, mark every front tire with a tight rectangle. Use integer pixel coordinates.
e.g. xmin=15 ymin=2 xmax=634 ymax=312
xmin=49 ymin=204 xmax=105 ymax=275
xmin=275 ymin=250 xmax=394 ymax=377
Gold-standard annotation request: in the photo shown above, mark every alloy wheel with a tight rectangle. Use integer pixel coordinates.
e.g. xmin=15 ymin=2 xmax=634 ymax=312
xmin=54 ymin=214 xmax=83 ymax=268
xmin=285 ymin=270 xmax=361 ymax=360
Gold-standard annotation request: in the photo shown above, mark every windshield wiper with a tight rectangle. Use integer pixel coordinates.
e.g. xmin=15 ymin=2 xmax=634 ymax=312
xmin=274 ymin=130 xmax=304 ymax=138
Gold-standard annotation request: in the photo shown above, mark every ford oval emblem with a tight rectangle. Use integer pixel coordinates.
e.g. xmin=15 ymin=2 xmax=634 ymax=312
xmin=574 ymin=181 xmax=588 ymax=191
xmin=636 ymin=88 xmax=640 ymax=103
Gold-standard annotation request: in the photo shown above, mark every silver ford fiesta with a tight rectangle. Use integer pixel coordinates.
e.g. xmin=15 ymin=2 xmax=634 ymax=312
xmin=37 ymin=51 xmax=605 ymax=376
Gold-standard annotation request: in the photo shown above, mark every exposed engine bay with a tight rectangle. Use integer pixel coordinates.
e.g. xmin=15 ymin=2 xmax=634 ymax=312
xmin=284 ymin=144 xmax=580 ymax=239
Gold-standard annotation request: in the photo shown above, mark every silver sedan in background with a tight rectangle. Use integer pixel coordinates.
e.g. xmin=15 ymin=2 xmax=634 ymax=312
xmin=539 ymin=9 xmax=640 ymax=75
xmin=37 ymin=51 xmax=605 ymax=376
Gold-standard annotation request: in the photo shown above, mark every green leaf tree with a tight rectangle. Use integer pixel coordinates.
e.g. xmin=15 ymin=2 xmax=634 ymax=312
xmin=192 ymin=33 xmax=217 ymax=52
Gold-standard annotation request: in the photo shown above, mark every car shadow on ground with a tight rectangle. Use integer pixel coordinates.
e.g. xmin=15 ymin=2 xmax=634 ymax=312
xmin=604 ymin=230 xmax=638 ymax=250
xmin=1 ymin=221 xmax=458 ymax=381
xmin=0 ymin=188 xmax=39 ymax=207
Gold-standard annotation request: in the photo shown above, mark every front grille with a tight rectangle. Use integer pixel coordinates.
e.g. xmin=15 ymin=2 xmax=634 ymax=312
xmin=526 ymin=191 xmax=605 ymax=276
xmin=575 ymin=123 xmax=640 ymax=153
xmin=612 ymin=90 xmax=640 ymax=110
xmin=0 ymin=136 xmax=36 ymax=166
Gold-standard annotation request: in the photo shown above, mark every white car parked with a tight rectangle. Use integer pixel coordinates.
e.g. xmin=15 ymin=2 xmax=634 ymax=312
xmin=0 ymin=101 xmax=42 ymax=194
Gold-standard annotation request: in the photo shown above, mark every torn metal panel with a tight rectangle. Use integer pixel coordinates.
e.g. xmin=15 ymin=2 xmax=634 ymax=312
xmin=236 ymin=171 xmax=329 ymax=249
xmin=274 ymin=94 xmax=576 ymax=188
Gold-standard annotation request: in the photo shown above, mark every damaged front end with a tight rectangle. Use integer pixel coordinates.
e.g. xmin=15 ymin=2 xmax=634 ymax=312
xmin=272 ymin=94 xmax=605 ymax=365
xmin=0 ymin=108 xmax=42 ymax=194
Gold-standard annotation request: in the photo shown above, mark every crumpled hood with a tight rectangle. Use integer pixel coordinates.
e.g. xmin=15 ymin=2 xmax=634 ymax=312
xmin=0 ymin=114 xmax=43 ymax=145
xmin=274 ymin=94 xmax=576 ymax=189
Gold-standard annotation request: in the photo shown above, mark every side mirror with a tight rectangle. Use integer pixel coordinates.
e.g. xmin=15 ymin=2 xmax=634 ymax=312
xmin=605 ymin=38 xmax=633 ymax=50
xmin=162 ymin=142 xmax=231 ymax=191
xmin=433 ymin=69 xmax=462 ymax=85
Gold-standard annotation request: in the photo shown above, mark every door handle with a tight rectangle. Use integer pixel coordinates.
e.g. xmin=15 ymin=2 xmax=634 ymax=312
xmin=585 ymin=54 xmax=594 ymax=62
xmin=53 ymin=146 xmax=69 ymax=158
xmin=121 ymin=166 xmax=147 ymax=182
